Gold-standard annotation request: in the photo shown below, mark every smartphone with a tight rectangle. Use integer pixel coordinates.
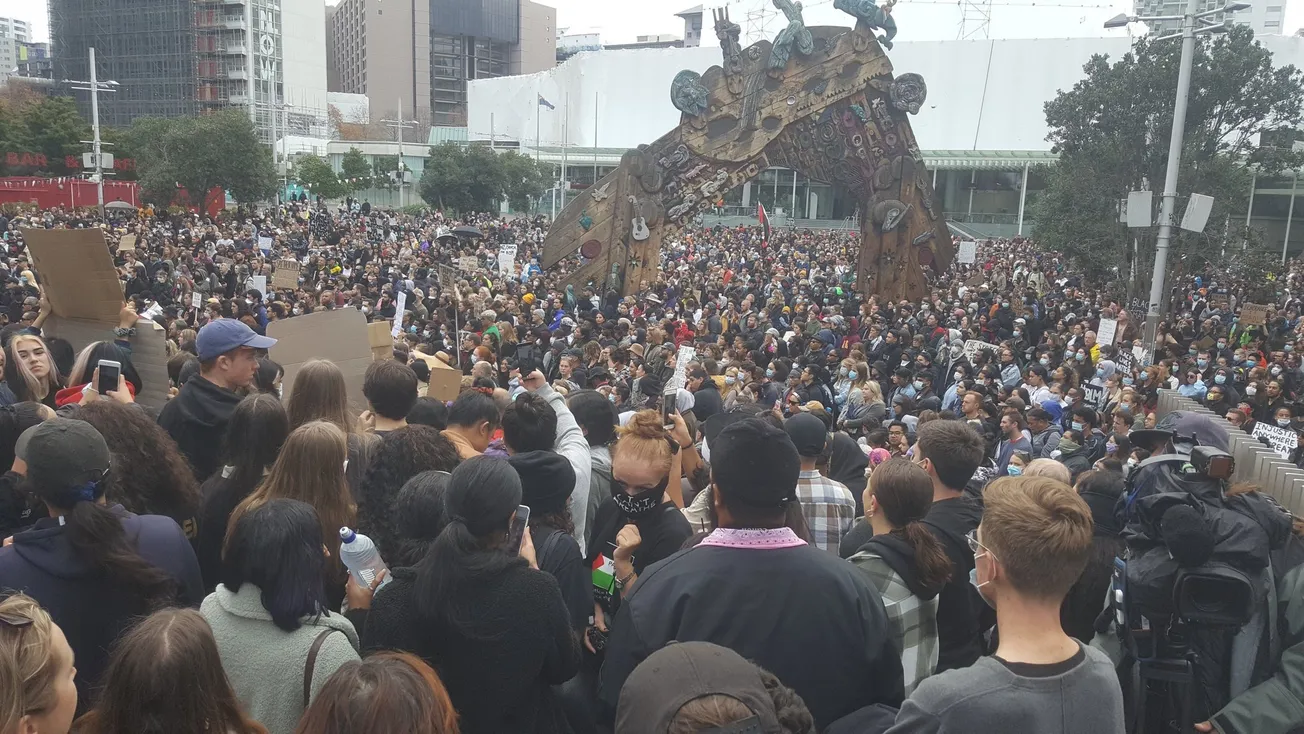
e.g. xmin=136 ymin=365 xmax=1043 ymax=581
xmin=662 ymin=389 xmax=678 ymax=430
xmin=507 ymin=504 xmax=530 ymax=554
xmin=97 ymin=360 xmax=122 ymax=395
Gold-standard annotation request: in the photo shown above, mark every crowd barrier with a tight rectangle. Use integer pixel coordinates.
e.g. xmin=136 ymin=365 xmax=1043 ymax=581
xmin=1155 ymin=389 xmax=1304 ymax=515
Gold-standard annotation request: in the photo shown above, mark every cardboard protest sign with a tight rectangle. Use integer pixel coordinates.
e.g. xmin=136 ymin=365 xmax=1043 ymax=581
xmin=269 ymin=309 xmax=373 ymax=412
xmin=965 ymin=271 xmax=985 ymax=287
xmin=957 ymin=240 xmax=977 ymax=264
xmin=458 ymin=255 xmax=479 ymax=272
xmin=1097 ymin=318 xmax=1118 ymax=346
xmin=368 ymin=321 xmax=393 ymax=361
xmin=22 ymin=228 xmax=169 ymax=412
xmin=1241 ymin=303 xmax=1270 ymax=326
xmin=962 ymin=339 xmax=999 ymax=365
xmin=1253 ymin=422 xmax=1296 ymax=459
xmin=272 ymin=260 xmax=300 ymax=290
xmin=436 ymin=264 xmax=457 ymax=287
xmin=411 ymin=349 xmax=462 ymax=402
xmin=191 ymin=292 xmax=203 ymax=309
xmin=1082 ymin=383 xmax=1106 ymax=410
xmin=117 ymin=234 xmax=136 ymax=252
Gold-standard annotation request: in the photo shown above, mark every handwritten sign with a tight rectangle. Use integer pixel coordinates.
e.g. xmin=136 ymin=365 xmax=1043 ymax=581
xmin=1097 ymin=318 xmax=1118 ymax=346
xmin=962 ymin=339 xmax=999 ymax=365
xmin=1253 ymin=422 xmax=1296 ymax=459
xmin=1083 ymin=383 xmax=1106 ymax=410
xmin=1241 ymin=303 xmax=1270 ymax=326
xmin=272 ymin=259 xmax=300 ymax=290
xmin=391 ymin=291 xmax=407 ymax=338
xmin=257 ymin=236 xmax=273 ymax=254
xmin=117 ymin=234 xmax=136 ymax=252
xmin=191 ymin=291 xmax=203 ymax=309
xmin=458 ymin=255 xmax=479 ymax=272
xmin=668 ymin=345 xmax=697 ymax=392
xmin=957 ymin=240 xmax=977 ymax=264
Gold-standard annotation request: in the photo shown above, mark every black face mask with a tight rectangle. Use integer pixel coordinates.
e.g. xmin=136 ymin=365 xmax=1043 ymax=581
xmin=612 ymin=474 xmax=671 ymax=518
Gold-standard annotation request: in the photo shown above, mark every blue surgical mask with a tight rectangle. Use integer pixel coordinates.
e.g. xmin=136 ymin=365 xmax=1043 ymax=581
xmin=1217 ymin=342 xmax=1227 ymax=350
xmin=1123 ymin=377 xmax=1134 ymax=386
xmin=913 ymin=380 xmax=924 ymax=391
xmin=1197 ymin=359 xmax=1208 ymax=368
xmin=725 ymin=376 xmax=736 ymax=385
xmin=1214 ymin=374 xmax=1226 ymax=385
xmin=1246 ymin=360 xmax=1257 ymax=368
xmin=1064 ymin=349 xmax=1073 ymax=360
xmin=1072 ymin=421 xmax=1084 ymax=432
xmin=766 ymin=369 xmax=775 ymax=378
xmin=1096 ymin=368 xmax=1105 ymax=377
xmin=1076 ymin=353 xmax=1086 ymax=362
xmin=1040 ymin=357 xmax=1050 ymax=367
xmin=969 ymin=565 xmax=995 ymax=609
xmin=1007 ymin=465 xmax=1023 ymax=476
xmin=609 ymin=393 xmax=617 ymax=404
xmin=847 ymin=370 xmax=857 ymax=380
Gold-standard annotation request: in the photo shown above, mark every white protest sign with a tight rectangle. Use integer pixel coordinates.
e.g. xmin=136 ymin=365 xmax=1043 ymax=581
xmin=957 ymin=240 xmax=977 ymax=264
xmin=246 ymin=275 xmax=267 ymax=297
xmin=458 ymin=255 xmax=479 ymax=272
xmin=257 ymin=236 xmax=273 ymax=254
xmin=391 ymin=291 xmax=407 ymax=338
xmin=962 ymin=339 xmax=999 ymax=365
xmin=191 ymin=291 xmax=203 ymax=309
xmin=668 ymin=345 xmax=697 ymax=392
xmin=498 ymin=253 xmax=515 ymax=276
xmin=1253 ymin=422 xmax=1296 ymax=459
xmin=1097 ymin=318 xmax=1118 ymax=346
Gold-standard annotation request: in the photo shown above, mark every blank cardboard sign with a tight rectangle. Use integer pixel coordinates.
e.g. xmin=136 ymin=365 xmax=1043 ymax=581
xmin=269 ymin=309 xmax=373 ymax=412
xmin=22 ymin=228 xmax=123 ymax=324
xmin=43 ymin=316 xmax=171 ymax=414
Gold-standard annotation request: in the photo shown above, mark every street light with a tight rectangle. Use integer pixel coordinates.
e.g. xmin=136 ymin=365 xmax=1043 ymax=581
xmin=381 ymin=97 xmax=418 ymax=209
xmin=1104 ymin=0 xmax=1248 ymax=356
xmin=62 ymin=47 xmax=120 ymax=218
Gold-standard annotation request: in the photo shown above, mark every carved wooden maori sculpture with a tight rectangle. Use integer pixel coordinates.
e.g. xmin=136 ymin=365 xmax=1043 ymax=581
xmin=541 ymin=6 xmax=951 ymax=303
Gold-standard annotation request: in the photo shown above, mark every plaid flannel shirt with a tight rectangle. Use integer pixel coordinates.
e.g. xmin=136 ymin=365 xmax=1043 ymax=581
xmin=848 ymin=550 xmax=940 ymax=695
xmin=795 ymin=470 xmax=856 ymax=554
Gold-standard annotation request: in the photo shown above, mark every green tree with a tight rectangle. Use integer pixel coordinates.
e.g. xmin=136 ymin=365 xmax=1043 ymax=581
xmin=339 ymin=147 xmax=371 ymax=192
xmin=371 ymin=154 xmax=399 ymax=190
xmin=23 ymin=97 xmax=90 ymax=172
xmin=499 ymin=150 xmax=550 ymax=212
xmin=126 ymin=110 xmax=277 ymax=206
xmin=1032 ymin=27 xmax=1304 ymax=293
xmin=294 ymin=154 xmax=345 ymax=200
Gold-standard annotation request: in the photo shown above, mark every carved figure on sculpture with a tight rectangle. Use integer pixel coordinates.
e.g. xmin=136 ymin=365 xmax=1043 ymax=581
xmin=670 ymin=70 xmax=711 ymax=117
xmin=769 ymin=0 xmax=814 ymax=72
xmin=834 ymin=0 xmax=898 ymax=49
xmin=889 ymin=73 xmax=927 ymax=114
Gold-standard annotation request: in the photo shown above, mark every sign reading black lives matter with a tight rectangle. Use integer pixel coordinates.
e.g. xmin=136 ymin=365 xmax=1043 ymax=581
xmin=1082 ymin=384 xmax=1106 ymax=409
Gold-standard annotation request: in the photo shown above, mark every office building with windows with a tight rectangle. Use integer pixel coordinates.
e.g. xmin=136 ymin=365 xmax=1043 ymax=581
xmin=1133 ymin=0 xmax=1285 ymax=35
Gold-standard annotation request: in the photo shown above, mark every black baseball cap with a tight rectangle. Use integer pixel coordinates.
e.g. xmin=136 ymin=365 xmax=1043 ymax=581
xmin=615 ymin=641 xmax=782 ymax=734
xmin=711 ymin=418 xmax=799 ymax=509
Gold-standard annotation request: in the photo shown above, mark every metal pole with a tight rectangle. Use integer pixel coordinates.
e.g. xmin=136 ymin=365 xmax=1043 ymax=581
xmin=561 ymin=92 xmax=568 ymax=211
xmin=271 ymin=101 xmax=279 ymax=202
xmin=535 ymin=110 xmax=540 ymax=163
xmin=490 ymin=113 xmax=495 ymax=151
xmin=1244 ymin=170 xmax=1256 ymax=250
xmin=1143 ymin=0 xmax=1200 ymax=352
xmin=281 ymin=104 xmax=289 ymax=200
xmin=1283 ymin=172 xmax=1297 ymax=265
xmin=791 ymin=169 xmax=798 ymax=219
xmin=967 ymin=169 xmax=975 ymax=216
xmin=396 ymin=97 xmax=405 ymax=209
xmin=89 ymin=47 xmax=104 ymax=217
xmin=1017 ymin=162 xmax=1029 ymax=235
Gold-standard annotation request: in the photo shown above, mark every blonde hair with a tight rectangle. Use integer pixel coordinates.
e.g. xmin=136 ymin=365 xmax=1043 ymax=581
xmin=613 ymin=410 xmax=674 ymax=476
xmin=8 ymin=334 xmax=58 ymax=401
xmin=862 ymin=380 xmax=884 ymax=405
xmin=227 ymin=421 xmax=355 ymax=564
xmin=0 ymin=594 xmax=60 ymax=732
xmin=981 ymin=476 xmax=1093 ymax=599
xmin=1023 ymin=458 xmax=1071 ymax=484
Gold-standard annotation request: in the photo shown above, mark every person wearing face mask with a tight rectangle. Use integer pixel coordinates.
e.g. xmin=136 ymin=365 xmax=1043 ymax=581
xmin=1021 ymin=365 xmax=1053 ymax=407
xmin=1054 ymin=429 xmax=1093 ymax=482
xmin=884 ymin=477 xmax=1123 ymax=734
xmin=994 ymin=411 xmax=1033 ymax=476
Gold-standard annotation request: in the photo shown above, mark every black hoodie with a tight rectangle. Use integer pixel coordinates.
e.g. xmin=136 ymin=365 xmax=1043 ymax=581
xmin=158 ymin=375 xmax=243 ymax=481
xmin=921 ymin=495 xmax=992 ymax=672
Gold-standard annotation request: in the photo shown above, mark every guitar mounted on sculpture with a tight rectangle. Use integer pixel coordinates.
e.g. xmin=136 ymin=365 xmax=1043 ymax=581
xmin=630 ymin=197 xmax=650 ymax=241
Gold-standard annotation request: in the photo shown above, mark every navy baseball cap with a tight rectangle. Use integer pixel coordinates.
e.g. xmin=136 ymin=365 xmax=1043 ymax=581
xmin=196 ymin=319 xmax=277 ymax=361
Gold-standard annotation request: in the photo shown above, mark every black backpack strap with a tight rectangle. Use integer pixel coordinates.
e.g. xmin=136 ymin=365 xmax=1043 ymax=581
xmin=303 ymin=628 xmax=336 ymax=708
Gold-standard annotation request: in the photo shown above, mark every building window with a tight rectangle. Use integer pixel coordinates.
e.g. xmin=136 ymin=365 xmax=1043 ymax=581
xmin=1265 ymin=19 xmax=1280 ymax=25
xmin=1267 ymin=5 xmax=1282 ymax=11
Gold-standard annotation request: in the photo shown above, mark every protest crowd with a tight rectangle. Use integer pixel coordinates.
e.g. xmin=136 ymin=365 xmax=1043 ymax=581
xmin=2 ymin=198 xmax=1304 ymax=734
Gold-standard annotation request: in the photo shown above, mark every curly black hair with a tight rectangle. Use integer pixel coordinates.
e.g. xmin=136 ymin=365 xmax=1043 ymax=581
xmin=356 ymin=426 xmax=460 ymax=562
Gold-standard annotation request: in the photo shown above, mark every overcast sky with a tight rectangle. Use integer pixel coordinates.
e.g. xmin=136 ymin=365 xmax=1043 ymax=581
xmin=2 ymin=0 xmax=1298 ymax=55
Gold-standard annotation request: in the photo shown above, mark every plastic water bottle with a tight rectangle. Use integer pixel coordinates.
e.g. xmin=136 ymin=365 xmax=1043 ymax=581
xmin=339 ymin=527 xmax=390 ymax=590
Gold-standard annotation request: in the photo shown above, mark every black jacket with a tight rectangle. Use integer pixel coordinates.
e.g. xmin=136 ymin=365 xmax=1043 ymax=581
xmin=922 ymin=495 xmax=993 ymax=672
xmin=158 ymin=376 xmax=243 ymax=481
xmin=363 ymin=565 xmax=580 ymax=734
xmin=0 ymin=506 xmax=203 ymax=708
xmin=691 ymin=381 xmax=723 ymax=422
xmin=598 ymin=539 xmax=905 ymax=730
xmin=536 ymin=526 xmax=590 ymax=631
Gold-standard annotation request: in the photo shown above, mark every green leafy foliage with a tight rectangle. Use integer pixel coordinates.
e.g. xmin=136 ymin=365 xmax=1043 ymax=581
xmin=1032 ymin=27 xmax=1304 ymax=289
xmin=294 ymin=154 xmax=346 ymax=200
xmin=339 ymin=147 xmax=372 ymax=192
xmin=124 ymin=110 xmax=277 ymax=206
xmin=417 ymin=142 xmax=550 ymax=214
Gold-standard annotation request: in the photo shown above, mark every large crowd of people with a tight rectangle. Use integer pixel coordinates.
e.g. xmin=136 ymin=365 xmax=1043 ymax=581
xmin=0 ymin=197 xmax=1303 ymax=734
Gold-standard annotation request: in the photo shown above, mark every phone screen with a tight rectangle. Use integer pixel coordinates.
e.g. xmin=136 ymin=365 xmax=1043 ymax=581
xmin=662 ymin=391 xmax=677 ymax=429
xmin=97 ymin=361 xmax=122 ymax=395
xmin=506 ymin=504 xmax=530 ymax=554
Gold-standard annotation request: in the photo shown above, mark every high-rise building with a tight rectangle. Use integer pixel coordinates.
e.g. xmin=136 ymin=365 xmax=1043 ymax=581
xmin=0 ymin=16 xmax=33 ymax=82
xmin=675 ymin=6 xmax=703 ymax=48
xmin=50 ymin=0 xmax=326 ymax=142
xmin=326 ymin=0 xmax=556 ymax=129
xmin=1134 ymin=0 xmax=1285 ymax=35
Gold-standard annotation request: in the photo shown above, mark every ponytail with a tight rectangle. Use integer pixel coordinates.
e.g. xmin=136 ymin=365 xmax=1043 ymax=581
xmin=65 ymin=501 xmax=176 ymax=607
xmin=897 ymin=521 xmax=953 ymax=590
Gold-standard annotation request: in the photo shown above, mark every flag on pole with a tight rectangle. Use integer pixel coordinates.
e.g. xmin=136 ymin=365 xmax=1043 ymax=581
xmin=758 ymin=202 xmax=771 ymax=252
xmin=537 ymin=95 xmax=556 ymax=110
